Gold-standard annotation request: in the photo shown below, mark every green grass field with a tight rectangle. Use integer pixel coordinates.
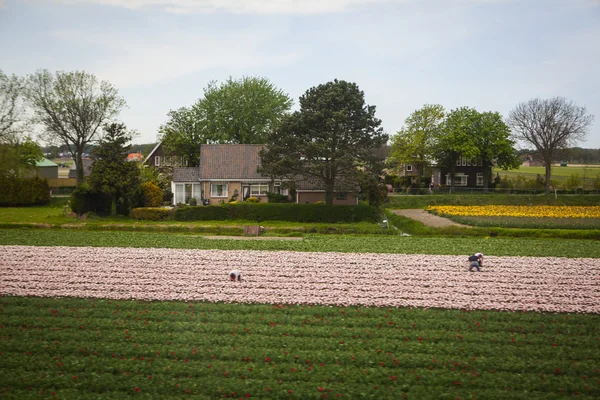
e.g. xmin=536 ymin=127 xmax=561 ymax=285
xmin=1 ymin=296 xmax=598 ymax=400
xmin=493 ymin=165 xmax=600 ymax=184
xmin=1 ymin=228 xmax=599 ymax=258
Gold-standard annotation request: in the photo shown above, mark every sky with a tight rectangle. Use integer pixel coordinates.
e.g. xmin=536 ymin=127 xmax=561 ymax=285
xmin=1 ymin=0 xmax=599 ymax=148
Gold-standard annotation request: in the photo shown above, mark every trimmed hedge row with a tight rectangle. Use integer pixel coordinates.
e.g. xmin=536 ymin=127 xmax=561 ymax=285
xmin=172 ymin=203 xmax=379 ymax=223
xmin=0 ymin=176 xmax=51 ymax=206
xmin=131 ymin=207 xmax=171 ymax=221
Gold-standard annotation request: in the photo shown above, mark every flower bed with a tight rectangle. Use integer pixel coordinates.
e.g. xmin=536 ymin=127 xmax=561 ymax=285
xmin=2 ymin=245 xmax=598 ymax=314
xmin=426 ymin=205 xmax=600 ymax=219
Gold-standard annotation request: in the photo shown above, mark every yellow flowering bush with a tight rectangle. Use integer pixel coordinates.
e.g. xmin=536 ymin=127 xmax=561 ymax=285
xmin=426 ymin=205 xmax=600 ymax=219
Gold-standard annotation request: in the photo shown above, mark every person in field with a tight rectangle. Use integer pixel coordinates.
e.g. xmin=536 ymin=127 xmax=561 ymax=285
xmin=229 ymin=270 xmax=242 ymax=282
xmin=468 ymin=253 xmax=483 ymax=272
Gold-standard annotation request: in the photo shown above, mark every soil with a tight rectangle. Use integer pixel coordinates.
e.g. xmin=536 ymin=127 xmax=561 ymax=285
xmin=390 ymin=209 xmax=472 ymax=228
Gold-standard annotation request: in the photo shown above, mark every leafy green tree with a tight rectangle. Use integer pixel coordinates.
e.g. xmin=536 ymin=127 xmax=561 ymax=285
xmin=27 ymin=70 xmax=127 ymax=184
xmin=435 ymin=107 xmax=479 ymax=191
xmin=1 ymin=69 xmax=28 ymax=142
xmin=259 ymin=79 xmax=388 ymax=204
xmin=389 ymin=104 xmax=444 ymax=181
xmin=508 ymin=97 xmax=594 ymax=194
xmin=160 ymin=76 xmax=292 ymax=164
xmin=470 ymin=111 xmax=520 ymax=190
xmin=87 ymin=123 xmax=140 ymax=216
xmin=0 ymin=136 xmax=43 ymax=178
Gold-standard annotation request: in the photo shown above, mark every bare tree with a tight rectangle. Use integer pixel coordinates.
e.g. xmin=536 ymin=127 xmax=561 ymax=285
xmin=0 ymin=69 xmax=27 ymax=143
xmin=27 ymin=70 xmax=126 ymax=183
xmin=508 ymin=97 xmax=594 ymax=193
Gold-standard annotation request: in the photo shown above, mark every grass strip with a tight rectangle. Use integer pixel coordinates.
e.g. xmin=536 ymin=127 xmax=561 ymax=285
xmin=1 ymin=228 xmax=600 ymax=257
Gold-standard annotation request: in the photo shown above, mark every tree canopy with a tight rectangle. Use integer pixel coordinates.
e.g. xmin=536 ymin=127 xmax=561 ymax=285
xmin=259 ymin=79 xmax=388 ymax=204
xmin=27 ymin=70 xmax=127 ymax=184
xmin=159 ymin=76 xmax=292 ymax=166
xmin=0 ymin=69 xmax=28 ymax=142
xmin=87 ymin=123 xmax=140 ymax=216
xmin=508 ymin=97 xmax=594 ymax=193
xmin=389 ymin=104 xmax=444 ymax=180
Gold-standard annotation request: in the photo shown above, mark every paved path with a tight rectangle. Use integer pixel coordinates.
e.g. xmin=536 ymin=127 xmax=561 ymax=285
xmin=390 ymin=209 xmax=472 ymax=228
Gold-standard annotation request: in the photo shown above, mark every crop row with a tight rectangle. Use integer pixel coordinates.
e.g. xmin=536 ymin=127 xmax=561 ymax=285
xmin=1 ymin=245 xmax=599 ymax=313
xmin=426 ymin=205 xmax=600 ymax=219
xmin=0 ymin=296 xmax=599 ymax=399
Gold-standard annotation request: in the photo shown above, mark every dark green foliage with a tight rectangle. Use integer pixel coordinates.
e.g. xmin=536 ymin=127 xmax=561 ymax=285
xmin=69 ymin=184 xmax=110 ymax=215
xmin=87 ymin=123 xmax=141 ymax=216
xmin=173 ymin=203 xmax=379 ymax=223
xmin=0 ymin=176 xmax=50 ymax=206
xmin=130 ymin=207 xmax=171 ymax=221
xmin=259 ymin=79 xmax=388 ymax=204
xmin=266 ymin=191 xmax=289 ymax=203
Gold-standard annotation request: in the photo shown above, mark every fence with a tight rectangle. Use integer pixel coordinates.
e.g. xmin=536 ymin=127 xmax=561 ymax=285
xmin=392 ymin=187 xmax=600 ymax=195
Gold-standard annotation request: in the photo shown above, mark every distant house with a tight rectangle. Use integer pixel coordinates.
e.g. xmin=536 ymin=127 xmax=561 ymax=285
xmin=143 ymin=142 xmax=187 ymax=168
xmin=170 ymin=144 xmax=358 ymax=205
xmin=431 ymin=156 xmax=491 ymax=188
xmin=34 ymin=158 xmax=59 ymax=179
xmin=520 ymin=153 xmax=544 ymax=167
xmin=127 ymin=153 xmax=143 ymax=162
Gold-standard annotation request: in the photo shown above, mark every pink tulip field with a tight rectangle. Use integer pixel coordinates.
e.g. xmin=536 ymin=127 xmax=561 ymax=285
xmin=2 ymin=245 xmax=598 ymax=314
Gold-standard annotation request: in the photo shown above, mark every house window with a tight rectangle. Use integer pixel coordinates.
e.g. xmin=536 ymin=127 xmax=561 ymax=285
xmin=335 ymin=192 xmax=347 ymax=200
xmin=477 ymin=173 xmax=484 ymax=186
xmin=445 ymin=174 xmax=468 ymax=186
xmin=211 ymin=183 xmax=228 ymax=197
xmin=251 ymin=183 xmax=269 ymax=196
xmin=406 ymin=165 xmax=412 ymax=172
xmin=155 ymin=156 xmax=161 ymax=167
xmin=174 ymin=183 xmax=201 ymax=204
xmin=273 ymin=183 xmax=281 ymax=194
xmin=466 ymin=158 xmax=471 ymax=166
xmin=462 ymin=157 xmax=467 ymax=166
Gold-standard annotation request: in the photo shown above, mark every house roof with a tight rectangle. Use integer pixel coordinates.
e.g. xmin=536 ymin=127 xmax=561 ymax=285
xmin=143 ymin=142 xmax=162 ymax=164
xmin=36 ymin=158 xmax=58 ymax=167
xmin=199 ymin=144 xmax=270 ymax=180
xmin=173 ymin=167 xmax=200 ymax=182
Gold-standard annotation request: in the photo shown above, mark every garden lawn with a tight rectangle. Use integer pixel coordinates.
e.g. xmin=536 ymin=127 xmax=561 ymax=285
xmin=1 ymin=229 xmax=600 ymax=258
xmin=1 ymin=296 xmax=598 ymax=399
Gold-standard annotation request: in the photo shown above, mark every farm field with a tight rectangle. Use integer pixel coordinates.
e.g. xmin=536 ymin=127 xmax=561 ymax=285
xmin=1 ymin=245 xmax=599 ymax=399
xmin=493 ymin=165 xmax=600 ymax=184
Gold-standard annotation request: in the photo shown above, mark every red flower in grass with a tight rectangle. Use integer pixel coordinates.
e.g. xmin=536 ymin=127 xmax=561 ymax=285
xmin=134 ymin=387 xmax=140 ymax=392
xmin=265 ymin=357 xmax=271 ymax=362
xmin=266 ymin=388 xmax=271 ymax=392
xmin=390 ymin=376 xmax=397 ymax=381
xmin=318 ymin=387 xmax=324 ymax=391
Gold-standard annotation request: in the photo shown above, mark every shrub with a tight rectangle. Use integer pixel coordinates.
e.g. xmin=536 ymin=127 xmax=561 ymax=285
xmin=246 ymin=197 xmax=259 ymax=203
xmin=0 ymin=176 xmax=51 ymax=206
xmin=70 ymin=184 xmax=111 ymax=216
xmin=140 ymin=181 xmax=163 ymax=207
xmin=173 ymin=203 xmax=379 ymax=223
xmin=130 ymin=207 xmax=171 ymax=221
xmin=266 ymin=191 xmax=289 ymax=203
xmin=315 ymin=201 xmax=325 ymax=204
xmin=189 ymin=197 xmax=197 ymax=206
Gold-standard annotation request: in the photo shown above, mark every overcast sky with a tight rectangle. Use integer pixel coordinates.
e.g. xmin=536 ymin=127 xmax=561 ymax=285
xmin=1 ymin=0 xmax=599 ymax=148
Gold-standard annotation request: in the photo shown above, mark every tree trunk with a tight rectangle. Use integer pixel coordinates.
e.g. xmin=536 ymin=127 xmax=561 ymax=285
xmin=75 ymin=152 xmax=85 ymax=186
xmin=325 ymin=184 xmax=334 ymax=204
xmin=111 ymin=195 xmax=117 ymax=217
xmin=544 ymin=161 xmax=552 ymax=194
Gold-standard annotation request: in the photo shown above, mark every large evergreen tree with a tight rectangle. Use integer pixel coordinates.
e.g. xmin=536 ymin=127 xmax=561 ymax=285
xmin=87 ymin=123 xmax=140 ymax=216
xmin=259 ymin=79 xmax=388 ymax=204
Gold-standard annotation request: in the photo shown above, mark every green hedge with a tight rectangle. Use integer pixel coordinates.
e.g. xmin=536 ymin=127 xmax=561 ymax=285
xmin=0 ymin=176 xmax=51 ymax=206
xmin=131 ymin=207 xmax=172 ymax=221
xmin=173 ymin=203 xmax=379 ymax=223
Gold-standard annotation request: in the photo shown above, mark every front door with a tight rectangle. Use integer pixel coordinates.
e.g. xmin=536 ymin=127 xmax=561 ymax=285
xmin=242 ymin=185 xmax=251 ymax=201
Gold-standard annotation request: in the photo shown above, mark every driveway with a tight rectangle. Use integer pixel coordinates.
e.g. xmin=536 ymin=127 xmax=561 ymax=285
xmin=390 ymin=209 xmax=472 ymax=228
